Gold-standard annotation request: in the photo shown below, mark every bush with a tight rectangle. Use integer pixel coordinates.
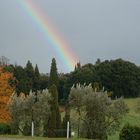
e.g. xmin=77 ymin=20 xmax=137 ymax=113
xmin=119 ymin=124 xmax=140 ymax=140
xmin=45 ymin=129 xmax=71 ymax=138
xmin=0 ymin=123 xmax=11 ymax=134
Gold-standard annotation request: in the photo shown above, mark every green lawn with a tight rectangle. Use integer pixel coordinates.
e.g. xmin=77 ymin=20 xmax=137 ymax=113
xmin=108 ymin=98 xmax=140 ymax=140
xmin=0 ymin=98 xmax=140 ymax=140
xmin=0 ymin=135 xmax=87 ymax=140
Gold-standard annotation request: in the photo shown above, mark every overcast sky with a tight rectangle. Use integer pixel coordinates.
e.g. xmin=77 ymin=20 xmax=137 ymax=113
xmin=0 ymin=0 xmax=140 ymax=73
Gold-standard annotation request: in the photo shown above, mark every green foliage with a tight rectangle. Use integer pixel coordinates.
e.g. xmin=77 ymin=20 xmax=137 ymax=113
xmin=13 ymin=61 xmax=46 ymax=95
xmin=49 ymin=85 xmax=59 ymax=104
xmin=65 ymin=63 xmax=98 ymax=100
xmin=58 ymin=58 xmax=140 ymax=101
xmin=69 ymin=84 xmax=128 ymax=139
xmin=39 ymin=74 xmax=49 ymax=90
xmin=14 ymin=65 xmax=29 ymax=94
xmin=33 ymin=64 xmax=40 ymax=92
xmin=75 ymin=62 xmax=81 ymax=71
xmin=66 ymin=59 xmax=140 ymax=100
xmin=0 ymin=135 xmax=75 ymax=140
xmin=35 ymin=64 xmax=40 ymax=77
xmin=62 ymin=104 xmax=70 ymax=130
xmin=70 ymin=63 xmax=97 ymax=85
xmin=9 ymin=90 xmax=51 ymax=136
xmin=5 ymin=58 xmax=140 ymax=104
xmin=49 ymin=58 xmax=59 ymax=88
xmin=3 ymin=64 xmax=14 ymax=73
xmin=107 ymin=98 xmax=140 ymax=140
xmin=25 ymin=60 xmax=34 ymax=79
xmin=95 ymin=59 xmax=140 ymax=98
xmin=47 ymin=58 xmax=63 ymax=136
xmin=62 ymin=104 xmax=71 ymax=136
xmin=58 ymin=73 xmax=68 ymax=103
xmin=119 ymin=124 xmax=140 ymax=140
xmin=24 ymin=60 xmax=35 ymax=92
xmin=45 ymin=85 xmax=61 ymax=137
xmin=0 ymin=123 xmax=11 ymax=134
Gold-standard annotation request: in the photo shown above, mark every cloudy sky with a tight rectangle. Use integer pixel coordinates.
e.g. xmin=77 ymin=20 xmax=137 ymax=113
xmin=0 ymin=0 xmax=140 ymax=73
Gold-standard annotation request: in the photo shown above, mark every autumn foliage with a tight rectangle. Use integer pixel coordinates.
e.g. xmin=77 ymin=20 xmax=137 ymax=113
xmin=0 ymin=67 xmax=15 ymax=123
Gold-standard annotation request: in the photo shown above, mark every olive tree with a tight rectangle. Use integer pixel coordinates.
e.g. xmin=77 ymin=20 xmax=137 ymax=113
xmin=9 ymin=89 xmax=51 ymax=136
xmin=69 ymin=84 xmax=128 ymax=139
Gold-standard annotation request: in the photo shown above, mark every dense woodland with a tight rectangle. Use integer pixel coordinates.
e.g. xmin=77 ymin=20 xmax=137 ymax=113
xmin=1 ymin=57 xmax=140 ymax=102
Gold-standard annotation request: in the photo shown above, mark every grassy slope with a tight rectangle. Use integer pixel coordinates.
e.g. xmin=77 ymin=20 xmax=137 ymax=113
xmin=108 ymin=98 xmax=140 ymax=140
xmin=0 ymin=98 xmax=139 ymax=140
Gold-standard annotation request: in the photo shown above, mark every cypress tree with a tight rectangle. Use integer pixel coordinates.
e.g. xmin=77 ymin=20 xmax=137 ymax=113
xmin=25 ymin=60 xmax=35 ymax=93
xmin=35 ymin=64 xmax=40 ymax=78
xmin=25 ymin=60 xmax=34 ymax=79
xmin=62 ymin=104 xmax=71 ymax=137
xmin=45 ymin=58 xmax=61 ymax=137
xmin=45 ymin=85 xmax=61 ymax=137
xmin=33 ymin=64 xmax=40 ymax=91
xmin=49 ymin=58 xmax=59 ymax=88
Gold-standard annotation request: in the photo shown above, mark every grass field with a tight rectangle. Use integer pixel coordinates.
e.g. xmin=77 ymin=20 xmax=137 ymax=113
xmin=108 ymin=98 xmax=140 ymax=140
xmin=0 ymin=98 xmax=140 ymax=140
xmin=0 ymin=135 xmax=87 ymax=140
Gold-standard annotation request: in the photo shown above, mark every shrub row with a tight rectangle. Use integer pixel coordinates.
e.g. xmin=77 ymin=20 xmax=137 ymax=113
xmin=0 ymin=123 xmax=11 ymax=134
xmin=119 ymin=124 xmax=140 ymax=140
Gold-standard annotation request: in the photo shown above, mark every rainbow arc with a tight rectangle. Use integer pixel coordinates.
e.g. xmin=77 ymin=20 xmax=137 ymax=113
xmin=17 ymin=0 xmax=77 ymax=72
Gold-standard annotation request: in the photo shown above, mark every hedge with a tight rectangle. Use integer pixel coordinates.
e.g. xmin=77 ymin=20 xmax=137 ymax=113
xmin=0 ymin=123 xmax=11 ymax=134
xmin=119 ymin=124 xmax=140 ymax=140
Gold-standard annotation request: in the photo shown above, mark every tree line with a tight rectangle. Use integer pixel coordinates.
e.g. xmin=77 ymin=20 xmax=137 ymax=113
xmin=3 ymin=57 xmax=140 ymax=102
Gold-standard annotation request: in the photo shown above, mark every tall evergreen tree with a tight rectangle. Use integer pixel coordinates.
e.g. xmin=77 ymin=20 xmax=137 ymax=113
xmin=75 ymin=62 xmax=81 ymax=71
xmin=25 ymin=60 xmax=35 ymax=93
xmin=49 ymin=58 xmax=59 ymax=88
xmin=62 ymin=103 xmax=71 ymax=137
xmin=45 ymin=85 xmax=61 ymax=137
xmin=33 ymin=64 xmax=40 ymax=91
xmin=44 ymin=59 xmax=61 ymax=137
xmin=35 ymin=64 xmax=40 ymax=78
xmin=39 ymin=74 xmax=49 ymax=90
xmin=25 ymin=60 xmax=34 ymax=79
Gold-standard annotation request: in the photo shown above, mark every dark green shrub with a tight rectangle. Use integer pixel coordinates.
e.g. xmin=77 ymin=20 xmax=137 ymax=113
xmin=45 ymin=129 xmax=70 ymax=138
xmin=0 ymin=123 xmax=11 ymax=134
xmin=23 ymin=123 xmax=31 ymax=136
xmin=10 ymin=123 xmax=18 ymax=135
xmin=119 ymin=124 xmax=140 ymax=140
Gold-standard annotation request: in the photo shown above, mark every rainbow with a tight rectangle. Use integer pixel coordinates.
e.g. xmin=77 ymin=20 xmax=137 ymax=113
xmin=16 ymin=0 xmax=77 ymax=72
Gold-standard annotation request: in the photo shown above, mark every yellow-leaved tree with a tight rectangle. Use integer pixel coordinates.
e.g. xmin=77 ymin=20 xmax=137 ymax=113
xmin=0 ymin=66 xmax=15 ymax=123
